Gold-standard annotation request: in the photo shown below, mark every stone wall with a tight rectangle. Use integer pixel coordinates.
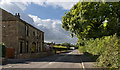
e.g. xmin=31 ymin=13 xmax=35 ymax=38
xmin=2 ymin=21 xmax=18 ymax=54
xmin=2 ymin=20 xmax=45 ymax=59
xmin=17 ymin=20 xmax=44 ymax=54
xmin=16 ymin=51 xmax=55 ymax=59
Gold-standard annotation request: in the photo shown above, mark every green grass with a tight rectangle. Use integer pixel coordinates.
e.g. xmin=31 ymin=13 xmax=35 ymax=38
xmin=53 ymin=45 xmax=67 ymax=48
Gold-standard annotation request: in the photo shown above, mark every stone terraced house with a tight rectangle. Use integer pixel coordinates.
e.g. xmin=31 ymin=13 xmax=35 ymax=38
xmin=0 ymin=8 xmax=45 ymax=58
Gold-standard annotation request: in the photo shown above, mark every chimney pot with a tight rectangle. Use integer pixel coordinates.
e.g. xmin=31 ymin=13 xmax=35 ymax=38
xmin=15 ymin=13 xmax=20 ymax=18
xmin=18 ymin=13 xmax=20 ymax=18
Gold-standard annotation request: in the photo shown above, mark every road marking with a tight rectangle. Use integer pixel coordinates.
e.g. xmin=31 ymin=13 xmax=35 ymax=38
xmin=48 ymin=62 xmax=52 ymax=64
xmin=78 ymin=51 xmax=85 ymax=70
xmin=5 ymin=66 xmax=12 ymax=68
xmin=47 ymin=51 xmax=73 ymax=66
xmin=80 ymin=58 xmax=85 ymax=70
xmin=48 ymin=62 xmax=55 ymax=64
xmin=82 ymin=62 xmax=85 ymax=69
xmin=41 ymin=53 xmax=68 ymax=68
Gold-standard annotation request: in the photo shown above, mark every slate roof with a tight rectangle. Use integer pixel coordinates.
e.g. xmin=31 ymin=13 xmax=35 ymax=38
xmin=0 ymin=8 xmax=44 ymax=33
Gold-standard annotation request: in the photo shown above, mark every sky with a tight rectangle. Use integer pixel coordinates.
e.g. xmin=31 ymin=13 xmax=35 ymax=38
xmin=0 ymin=0 xmax=79 ymax=44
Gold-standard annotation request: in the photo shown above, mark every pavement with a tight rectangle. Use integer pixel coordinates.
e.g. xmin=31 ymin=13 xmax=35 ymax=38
xmin=1 ymin=50 xmax=99 ymax=70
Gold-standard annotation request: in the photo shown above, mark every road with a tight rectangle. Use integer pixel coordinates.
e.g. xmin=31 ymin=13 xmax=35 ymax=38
xmin=2 ymin=50 xmax=95 ymax=70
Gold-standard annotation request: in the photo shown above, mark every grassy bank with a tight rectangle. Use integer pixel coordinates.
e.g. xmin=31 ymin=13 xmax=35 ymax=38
xmin=78 ymin=34 xmax=120 ymax=68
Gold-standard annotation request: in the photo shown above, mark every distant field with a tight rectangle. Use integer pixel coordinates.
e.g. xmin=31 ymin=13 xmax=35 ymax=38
xmin=53 ymin=45 xmax=68 ymax=54
xmin=53 ymin=45 xmax=67 ymax=48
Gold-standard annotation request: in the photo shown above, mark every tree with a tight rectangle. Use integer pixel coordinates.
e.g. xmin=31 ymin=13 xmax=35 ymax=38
xmin=61 ymin=42 xmax=71 ymax=47
xmin=62 ymin=2 xmax=120 ymax=39
xmin=62 ymin=2 xmax=120 ymax=68
xmin=61 ymin=42 xmax=75 ymax=48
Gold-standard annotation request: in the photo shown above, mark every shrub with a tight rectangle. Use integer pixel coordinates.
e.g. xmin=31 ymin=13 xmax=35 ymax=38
xmin=96 ymin=34 xmax=119 ymax=68
xmin=78 ymin=34 xmax=120 ymax=68
xmin=78 ymin=46 xmax=84 ymax=53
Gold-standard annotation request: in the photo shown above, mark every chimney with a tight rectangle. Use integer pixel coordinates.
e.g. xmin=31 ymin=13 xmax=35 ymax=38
xmin=15 ymin=13 xmax=20 ymax=18
xmin=17 ymin=13 xmax=20 ymax=18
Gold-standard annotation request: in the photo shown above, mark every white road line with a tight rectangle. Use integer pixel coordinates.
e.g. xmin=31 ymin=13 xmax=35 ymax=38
xmin=48 ymin=62 xmax=53 ymax=64
xmin=78 ymin=51 xmax=85 ymax=70
xmin=82 ymin=62 xmax=85 ymax=69
xmin=80 ymin=58 xmax=85 ymax=70
xmin=41 ymin=50 xmax=77 ymax=68
xmin=48 ymin=51 xmax=73 ymax=65
xmin=48 ymin=62 xmax=55 ymax=64
xmin=41 ymin=53 xmax=68 ymax=68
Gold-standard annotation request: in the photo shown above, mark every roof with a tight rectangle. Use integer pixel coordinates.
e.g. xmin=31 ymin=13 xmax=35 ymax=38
xmin=0 ymin=8 xmax=44 ymax=33
xmin=1 ymin=8 xmax=19 ymax=21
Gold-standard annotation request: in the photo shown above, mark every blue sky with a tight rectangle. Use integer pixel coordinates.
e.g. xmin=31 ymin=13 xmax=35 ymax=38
xmin=25 ymin=3 xmax=69 ymax=20
xmin=0 ymin=0 xmax=78 ymax=44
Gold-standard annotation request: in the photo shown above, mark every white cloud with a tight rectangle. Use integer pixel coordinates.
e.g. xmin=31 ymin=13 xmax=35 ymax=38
xmin=29 ymin=14 xmax=77 ymax=44
xmin=44 ymin=2 xmax=77 ymax=10
xmin=0 ymin=1 xmax=34 ymax=24
xmin=44 ymin=0 xmax=79 ymax=10
xmin=13 ymin=2 xmax=30 ymax=11
xmin=0 ymin=0 xmax=79 ymax=10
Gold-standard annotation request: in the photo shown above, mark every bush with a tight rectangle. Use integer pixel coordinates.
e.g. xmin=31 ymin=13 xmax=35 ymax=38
xmin=78 ymin=34 xmax=120 ymax=68
xmin=96 ymin=34 xmax=119 ymax=68
xmin=78 ymin=46 xmax=84 ymax=53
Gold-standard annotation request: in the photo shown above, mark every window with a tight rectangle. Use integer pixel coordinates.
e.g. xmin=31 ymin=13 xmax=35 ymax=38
xmin=20 ymin=42 xmax=23 ymax=54
xmin=37 ymin=42 xmax=39 ymax=52
xmin=26 ymin=41 xmax=29 ymax=53
xmin=33 ymin=31 xmax=35 ymax=36
xmin=37 ymin=32 xmax=39 ymax=41
xmin=31 ymin=42 xmax=36 ymax=53
xmin=39 ymin=33 xmax=41 ymax=40
xmin=26 ymin=25 xmax=29 ymax=36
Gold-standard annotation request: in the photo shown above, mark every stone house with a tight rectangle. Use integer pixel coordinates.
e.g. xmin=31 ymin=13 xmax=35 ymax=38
xmin=0 ymin=8 xmax=44 ymax=58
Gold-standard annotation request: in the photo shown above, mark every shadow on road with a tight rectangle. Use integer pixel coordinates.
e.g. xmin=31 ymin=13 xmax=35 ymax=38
xmin=6 ymin=50 xmax=96 ymax=65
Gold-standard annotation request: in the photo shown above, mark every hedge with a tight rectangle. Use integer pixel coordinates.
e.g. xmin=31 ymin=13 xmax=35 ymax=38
xmin=78 ymin=34 xmax=120 ymax=68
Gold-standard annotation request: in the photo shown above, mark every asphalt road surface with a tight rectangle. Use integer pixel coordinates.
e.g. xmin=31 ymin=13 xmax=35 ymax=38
xmin=2 ymin=50 xmax=99 ymax=70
